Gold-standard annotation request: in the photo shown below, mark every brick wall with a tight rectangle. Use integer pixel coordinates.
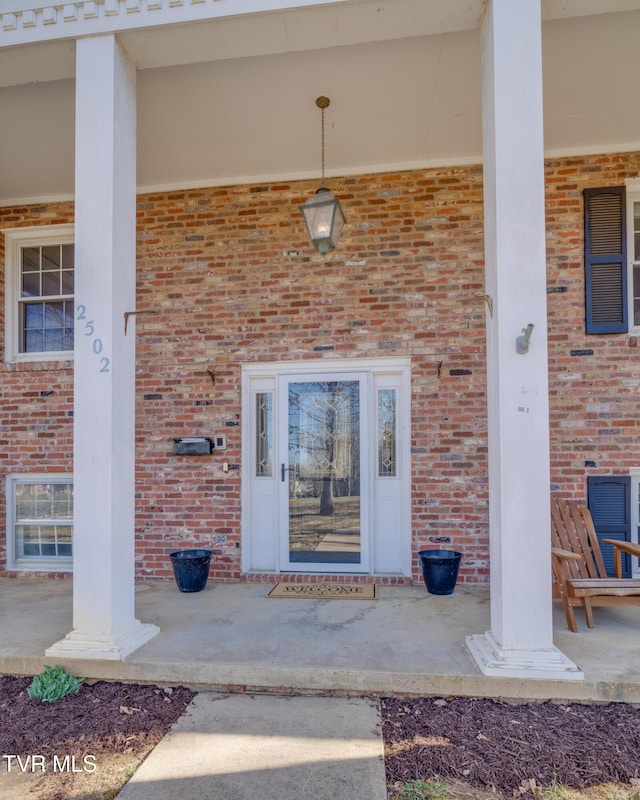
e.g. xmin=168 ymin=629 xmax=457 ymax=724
xmin=545 ymin=153 xmax=640 ymax=496
xmin=1 ymin=153 xmax=639 ymax=584
xmin=0 ymin=203 xmax=75 ymax=579
xmin=133 ymin=168 xmax=488 ymax=584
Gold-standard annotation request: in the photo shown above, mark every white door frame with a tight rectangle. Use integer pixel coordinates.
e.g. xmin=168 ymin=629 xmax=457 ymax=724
xmin=241 ymin=357 xmax=412 ymax=577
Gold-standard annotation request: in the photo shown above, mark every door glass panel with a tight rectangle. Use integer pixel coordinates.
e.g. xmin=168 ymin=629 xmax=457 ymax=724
xmin=287 ymin=380 xmax=361 ymax=565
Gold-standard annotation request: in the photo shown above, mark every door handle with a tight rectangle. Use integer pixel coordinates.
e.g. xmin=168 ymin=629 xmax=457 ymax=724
xmin=281 ymin=463 xmax=294 ymax=482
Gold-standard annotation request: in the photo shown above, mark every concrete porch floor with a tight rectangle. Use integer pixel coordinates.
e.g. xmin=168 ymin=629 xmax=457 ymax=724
xmin=1 ymin=578 xmax=639 ymax=703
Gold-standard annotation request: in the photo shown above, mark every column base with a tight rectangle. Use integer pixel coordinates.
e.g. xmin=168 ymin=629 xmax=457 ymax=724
xmin=46 ymin=620 xmax=159 ymax=661
xmin=466 ymin=631 xmax=584 ymax=681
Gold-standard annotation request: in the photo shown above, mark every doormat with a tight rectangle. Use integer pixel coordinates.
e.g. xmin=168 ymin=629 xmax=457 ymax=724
xmin=266 ymin=582 xmax=377 ymax=600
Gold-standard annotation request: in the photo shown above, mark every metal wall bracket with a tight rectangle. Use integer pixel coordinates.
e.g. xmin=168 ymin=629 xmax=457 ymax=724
xmin=516 ymin=323 xmax=535 ymax=354
xmin=124 ymin=310 xmax=158 ymax=335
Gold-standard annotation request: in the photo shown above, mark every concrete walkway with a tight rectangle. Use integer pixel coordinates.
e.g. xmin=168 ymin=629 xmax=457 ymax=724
xmin=118 ymin=694 xmax=387 ymax=800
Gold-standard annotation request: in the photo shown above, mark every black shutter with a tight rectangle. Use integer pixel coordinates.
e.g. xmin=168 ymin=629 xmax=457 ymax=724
xmin=584 ymin=187 xmax=627 ymax=334
xmin=587 ymin=476 xmax=632 ymax=577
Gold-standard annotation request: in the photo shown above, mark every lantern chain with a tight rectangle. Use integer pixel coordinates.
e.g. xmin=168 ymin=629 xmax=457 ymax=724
xmin=316 ymin=95 xmax=330 ymax=187
xmin=321 ymin=105 xmax=325 ymax=184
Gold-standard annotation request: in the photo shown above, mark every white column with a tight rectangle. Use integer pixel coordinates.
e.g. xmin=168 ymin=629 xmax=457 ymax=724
xmin=466 ymin=0 xmax=581 ymax=680
xmin=47 ymin=35 xmax=158 ymax=660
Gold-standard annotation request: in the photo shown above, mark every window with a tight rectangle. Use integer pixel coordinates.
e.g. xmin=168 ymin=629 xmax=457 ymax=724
xmin=3 ymin=225 xmax=75 ymax=362
xmin=587 ymin=475 xmax=632 ymax=577
xmin=628 ymin=188 xmax=640 ymax=329
xmin=583 ymin=184 xmax=640 ymax=334
xmin=632 ymin=470 xmax=640 ymax=578
xmin=584 ymin=187 xmax=627 ymax=334
xmin=6 ymin=474 xmax=73 ymax=571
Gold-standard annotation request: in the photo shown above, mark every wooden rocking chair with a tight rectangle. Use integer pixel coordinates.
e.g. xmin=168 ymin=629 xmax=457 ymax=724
xmin=551 ymin=497 xmax=640 ymax=632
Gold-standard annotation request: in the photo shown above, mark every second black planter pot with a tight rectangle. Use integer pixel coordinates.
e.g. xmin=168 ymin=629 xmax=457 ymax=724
xmin=418 ymin=549 xmax=462 ymax=595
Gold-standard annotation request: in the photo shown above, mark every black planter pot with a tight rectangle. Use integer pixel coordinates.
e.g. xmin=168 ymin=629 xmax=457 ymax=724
xmin=169 ymin=549 xmax=213 ymax=593
xmin=418 ymin=549 xmax=462 ymax=595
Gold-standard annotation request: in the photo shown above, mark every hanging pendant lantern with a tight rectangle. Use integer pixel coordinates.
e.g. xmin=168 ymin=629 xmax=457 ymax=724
xmin=300 ymin=186 xmax=346 ymax=256
xmin=299 ymin=96 xmax=346 ymax=255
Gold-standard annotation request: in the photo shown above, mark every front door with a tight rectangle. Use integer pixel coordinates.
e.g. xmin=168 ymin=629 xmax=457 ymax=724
xmin=242 ymin=357 xmax=411 ymax=577
xmin=278 ymin=373 xmax=370 ymax=573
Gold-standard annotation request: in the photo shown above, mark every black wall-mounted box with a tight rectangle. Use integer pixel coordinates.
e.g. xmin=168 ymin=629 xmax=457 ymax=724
xmin=173 ymin=437 xmax=213 ymax=456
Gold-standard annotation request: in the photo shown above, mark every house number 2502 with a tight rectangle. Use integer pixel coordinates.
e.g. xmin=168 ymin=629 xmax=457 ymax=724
xmin=76 ymin=305 xmax=110 ymax=373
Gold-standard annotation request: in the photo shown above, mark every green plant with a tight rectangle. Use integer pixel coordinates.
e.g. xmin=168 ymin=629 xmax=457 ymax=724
xmin=27 ymin=665 xmax=84 ymax=703
xmin=540 ymin=785 xmax=573 ymax=800
xmin=394 ymin=780 xmax=451 ymax=800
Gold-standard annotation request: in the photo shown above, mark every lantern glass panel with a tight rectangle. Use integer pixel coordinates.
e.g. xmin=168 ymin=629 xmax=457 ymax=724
xmin=300 ymin=190 xmax=346 ymax=255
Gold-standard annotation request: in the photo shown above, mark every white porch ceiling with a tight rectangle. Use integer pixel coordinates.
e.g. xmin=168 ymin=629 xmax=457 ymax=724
xmin=1 ymin=0 xmax=640 ymax=206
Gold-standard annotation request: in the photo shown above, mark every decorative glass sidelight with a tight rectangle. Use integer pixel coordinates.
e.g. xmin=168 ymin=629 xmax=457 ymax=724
xmin=377 ymin=388 xmax=397 ymax=477
xmin=255 ymin=392 xmax=273 ymax=477
xmin=286 ymin=379 xmax=361 ymax=566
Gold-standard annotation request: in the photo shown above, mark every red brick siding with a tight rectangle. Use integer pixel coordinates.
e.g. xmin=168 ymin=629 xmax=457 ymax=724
xmin=545 ymin=153 xmax=640 ymax=497
xmin=1 ymin=153 xmax=639 ymax=584
xmin=0 ymin=203 xmax=75 ymax=579
xmin=131 ymin=169 xmax=488 ymax=583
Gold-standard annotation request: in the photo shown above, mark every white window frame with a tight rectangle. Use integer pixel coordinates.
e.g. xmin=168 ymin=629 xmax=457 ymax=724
xmin=6 ymin=473 xmax=73 ymax=572
xmin=3 ymin=224 xmax=75 ymax=363
xmin=624 ymin=180 xmax=640 ymax=333
xmin=630 ymin=469 xmax=640 ymax=577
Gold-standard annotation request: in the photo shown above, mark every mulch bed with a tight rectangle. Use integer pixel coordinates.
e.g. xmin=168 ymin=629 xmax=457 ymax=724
xmin=382 ymin=696 xmax=640 ymax=793
xmin=0 ymin=675 xmax=194 ymax=762
xmin=5 ymin=676 xmax=640 ymax=798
